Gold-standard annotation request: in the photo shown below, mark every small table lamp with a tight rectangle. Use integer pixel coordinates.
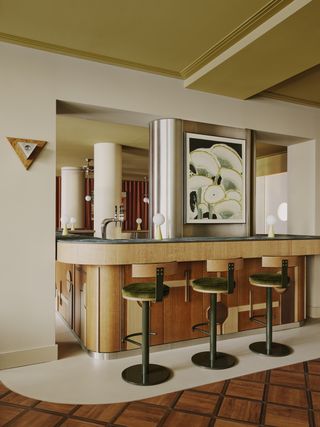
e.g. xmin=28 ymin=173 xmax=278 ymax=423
xmin=136 ymin=217 xmax=142 ymax=231
xmin=70 ymin=217 xmax=77 ymax=231
xmin=266 ymin=214 xmax=276 ymax=238
xmin=153 ymin=213 xmax=165 ymax=240
xmin=61 ymin=216 xmax=69 ymax=236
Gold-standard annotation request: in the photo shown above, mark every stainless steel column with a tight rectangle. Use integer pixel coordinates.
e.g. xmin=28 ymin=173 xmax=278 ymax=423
xmin=149 ymin=119 xmax=183 ymax=238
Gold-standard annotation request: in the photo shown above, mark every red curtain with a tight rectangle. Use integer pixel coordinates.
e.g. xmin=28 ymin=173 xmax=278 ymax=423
xmin=122 ymin=180 xmax=149 ymax=231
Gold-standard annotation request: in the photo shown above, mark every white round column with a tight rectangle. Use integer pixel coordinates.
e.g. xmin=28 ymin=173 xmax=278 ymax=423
xmin=61 ymin=167 xmax=85 ymax=229
xmin=94 ymin=143 xmax=122 ymax=238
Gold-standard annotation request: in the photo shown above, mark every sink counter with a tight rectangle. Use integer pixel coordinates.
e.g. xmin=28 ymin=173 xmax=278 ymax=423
xmin=57 ymin=234 xmax=320 ymax=265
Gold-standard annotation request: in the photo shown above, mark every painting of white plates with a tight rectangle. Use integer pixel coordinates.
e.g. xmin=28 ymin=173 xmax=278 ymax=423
xmin=185 ymin=133 xmax=245 ymax=223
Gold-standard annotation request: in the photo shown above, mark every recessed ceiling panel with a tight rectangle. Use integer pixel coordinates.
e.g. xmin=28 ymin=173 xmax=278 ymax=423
xmin=0 ymin=0 xmax=271 ymax=74
xmin=186 ymin=0 xmax=319 ymax=99
xmin=261 ymin=64 xmax=320 ymax=107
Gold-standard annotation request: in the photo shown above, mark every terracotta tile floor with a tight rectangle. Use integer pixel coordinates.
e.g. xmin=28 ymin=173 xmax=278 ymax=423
xmin=1 ymin=359 xmax=320 ymax=426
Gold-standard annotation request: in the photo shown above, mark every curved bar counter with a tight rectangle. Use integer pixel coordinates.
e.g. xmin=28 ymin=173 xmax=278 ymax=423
xmin=56 ymin=235 xmax=320 ymax=356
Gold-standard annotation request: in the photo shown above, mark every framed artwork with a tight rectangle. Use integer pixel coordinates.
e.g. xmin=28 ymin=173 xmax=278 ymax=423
xmin=185 ymin=132 xmax=245 ymax=223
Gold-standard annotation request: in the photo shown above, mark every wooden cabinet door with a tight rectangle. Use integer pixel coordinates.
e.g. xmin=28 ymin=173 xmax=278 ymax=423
xmin=74 ymin=265 xmax=87 ymax=338
xmin=55 ymin=262 xmax=73 ymax=326
xmin=163 ymin=286 xmax=204 ymax=344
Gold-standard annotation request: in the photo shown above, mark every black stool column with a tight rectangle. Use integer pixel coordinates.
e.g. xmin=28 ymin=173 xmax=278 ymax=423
xmin=266 ymin=287 xmax=272 ymax=355
xmin=121 ymin=266 xmax=173 ymax=386
xmin=249 ymin=286 xmax=292 ymax=357
xmin=210 ymin=294 xmax=217 ymax=368
xmin=192 ymin=291 xmax=236 ymax=370
xmin=142 ymin=301 xmax=149 ymax=384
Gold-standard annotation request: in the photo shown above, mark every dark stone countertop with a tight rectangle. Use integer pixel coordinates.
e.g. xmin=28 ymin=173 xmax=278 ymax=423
xmin=56 ymin=233 xmax=320 ymax=245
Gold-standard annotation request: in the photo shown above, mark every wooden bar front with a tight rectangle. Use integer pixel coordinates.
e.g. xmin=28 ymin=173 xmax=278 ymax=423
xmin=56 ymin=237 xmax=320 ymax=354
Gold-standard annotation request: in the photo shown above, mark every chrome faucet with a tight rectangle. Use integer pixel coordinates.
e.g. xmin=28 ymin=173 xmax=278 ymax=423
xmin=101 ymin=205 xmax=124 ymax=239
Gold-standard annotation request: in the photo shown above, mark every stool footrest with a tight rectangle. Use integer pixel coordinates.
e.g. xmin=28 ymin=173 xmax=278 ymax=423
xmin=122 ymin=331 xmax=156 ymax=347
xmin=249 ymin=315 xmax=266 ymax=326
xmin=192 ymin=322 xmax=209 ymax=336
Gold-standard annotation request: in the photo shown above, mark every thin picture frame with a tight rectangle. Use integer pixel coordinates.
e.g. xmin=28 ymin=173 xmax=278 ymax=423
xmin=184 ymin=132 xmax=246 ymax=224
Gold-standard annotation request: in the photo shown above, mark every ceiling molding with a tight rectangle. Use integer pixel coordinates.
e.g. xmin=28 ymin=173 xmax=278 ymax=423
xmin=0 ymin=32 xmax=181 ymax=79
xmin=259 ymin=91 xmax=320 ymax=108
xmin=180 ymin=0 xmax=293 ymax=78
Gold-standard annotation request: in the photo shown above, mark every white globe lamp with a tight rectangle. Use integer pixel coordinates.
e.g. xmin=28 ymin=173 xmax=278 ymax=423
xmin=61 ymin=216 xmax=69 ymax=236
xmin=70 ymin=217 xmax=77 ymax=231
xmin=266 ymin=214 xmax=276 ymax=238
xmin=136 ymin=217 xmax=142 ymax=231
xmin=153 ymin=213 xmax=165 ymax=240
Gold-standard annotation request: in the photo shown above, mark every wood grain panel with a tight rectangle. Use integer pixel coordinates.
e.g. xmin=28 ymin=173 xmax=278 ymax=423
xmin=150 ymin=300 xmax=165 ymax=346
xmin=57 ymin=238 xmax=320 ymax=266
xmin=297 ymin=256 xmax=306 ymax=321
xmin=85 ymin=266 xmax=99 ymax=352
xmin=55 ymin=262 xmax=73 ymax=325
xmin=99 ymin=265 xmax=122 ymax=352
xmin=74 ymin=265 xmax=82 ymax=337
xmin=164 ymin=287 xmax=191 ymax=342
xmin=58 ymin=245 xmax=309 ymax=353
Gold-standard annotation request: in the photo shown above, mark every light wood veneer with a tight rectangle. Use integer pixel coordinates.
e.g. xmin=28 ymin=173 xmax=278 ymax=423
xmin=56 ymin=237 xmax=320 ymax=353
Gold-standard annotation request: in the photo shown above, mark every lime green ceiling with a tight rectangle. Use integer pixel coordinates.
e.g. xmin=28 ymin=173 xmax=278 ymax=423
xmin=0 ymin=0 xmax=318 ymax=105
xmin=262 ymin=64 xmax=320 ymax=108
xmin=186 ymin=0 xmax=319 ymax=99
xmin=0 ymin=0 xmax=270 ymax=75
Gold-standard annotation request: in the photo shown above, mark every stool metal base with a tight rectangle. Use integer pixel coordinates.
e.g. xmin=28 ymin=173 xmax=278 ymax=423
xmin=249 ymin=341 xmax=292 ymax=357
xmin=192 ymin=351 xmax=237 ymax=370
xmin=122 ymin=363 xmax=172 ymax=386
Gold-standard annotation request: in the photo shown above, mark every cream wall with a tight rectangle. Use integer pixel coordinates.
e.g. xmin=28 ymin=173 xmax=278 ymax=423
xmin=288 ymin=141 xmax=316 ymax=235
xmin=287 ymin=140 xmax=320 ymax=317
xmin=1 ymin=42 xmax=320 ymax=368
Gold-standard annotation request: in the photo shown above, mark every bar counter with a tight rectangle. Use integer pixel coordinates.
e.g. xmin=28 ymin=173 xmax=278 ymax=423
xmin=57 ymin=234 xmax=320 ymax=265
xmin=55 ymin=234 xmax=320 ymax=356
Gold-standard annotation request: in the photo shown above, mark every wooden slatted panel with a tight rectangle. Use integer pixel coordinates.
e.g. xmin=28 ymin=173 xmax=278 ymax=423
xmin=84 ymin=178 xmax=94 ymax=230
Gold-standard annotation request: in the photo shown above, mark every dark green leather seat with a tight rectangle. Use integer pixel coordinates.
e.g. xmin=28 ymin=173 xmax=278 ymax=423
xmin=249 ymin=273 xmax=289 ymax=287
xmin=192 ymin=277 xmax=228 ymax=293
xmin=122 ymin=283 xmax=170 ymax=301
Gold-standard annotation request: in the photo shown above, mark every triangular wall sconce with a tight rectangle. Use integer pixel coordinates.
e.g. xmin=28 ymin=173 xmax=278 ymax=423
xmin=7 ymin=137 xmax=47 ymax=170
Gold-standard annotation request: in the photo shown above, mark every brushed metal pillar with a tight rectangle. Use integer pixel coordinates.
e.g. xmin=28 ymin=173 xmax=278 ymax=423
xmin=149 ymin=119 xmax=183 ymax=238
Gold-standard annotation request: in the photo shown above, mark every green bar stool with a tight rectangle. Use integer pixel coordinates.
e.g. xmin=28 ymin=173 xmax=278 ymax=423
xmin=121 ymin=261 xmax=178 ymax=386
xmin=249 ymin=256 xmax=297 ymax=357
xmin=191 ymin=258 xmax=243 ymax=370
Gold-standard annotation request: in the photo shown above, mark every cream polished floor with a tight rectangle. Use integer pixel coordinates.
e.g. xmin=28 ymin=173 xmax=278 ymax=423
xmin=1 ymin=316 xmax=320 ymax=405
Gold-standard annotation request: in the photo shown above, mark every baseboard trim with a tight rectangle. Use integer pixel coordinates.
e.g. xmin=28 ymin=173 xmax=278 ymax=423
xmin=308 ymin=306 xmax=320 ymax=318
xmin=0 ymin=345 xmax=58 ymax=370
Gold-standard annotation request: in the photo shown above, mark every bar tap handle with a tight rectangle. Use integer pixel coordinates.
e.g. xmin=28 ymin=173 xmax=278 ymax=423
xmin=119 ymin=205 xmax=125 ymax=222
